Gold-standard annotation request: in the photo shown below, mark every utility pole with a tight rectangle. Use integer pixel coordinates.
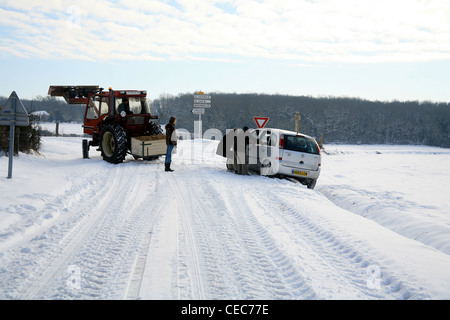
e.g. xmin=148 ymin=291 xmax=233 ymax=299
xmin=294 ymin=112 xmax=301 ymax=134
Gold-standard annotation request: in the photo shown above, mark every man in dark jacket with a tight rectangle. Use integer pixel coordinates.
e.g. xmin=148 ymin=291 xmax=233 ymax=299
xmin=118 ymin=97 xmax=133 ymax=115
xmin=164 ymin=116 xmax=177 ymax=172
xmin=235 ymin=126 xmax=250 ymax=175
xmin=240 ymin=126 xmax=250 ymax=175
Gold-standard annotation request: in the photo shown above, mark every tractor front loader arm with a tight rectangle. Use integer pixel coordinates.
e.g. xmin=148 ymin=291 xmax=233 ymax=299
xmin=48 ymin=85 xmax=100 ymax=105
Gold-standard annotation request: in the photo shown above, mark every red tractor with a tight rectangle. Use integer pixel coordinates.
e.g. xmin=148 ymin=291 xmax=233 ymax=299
xmin=48 ymin=85 xmax=166 ymax=164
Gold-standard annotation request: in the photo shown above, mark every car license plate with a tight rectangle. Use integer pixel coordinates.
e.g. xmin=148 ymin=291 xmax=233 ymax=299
xmin=292 ymin=170 xmax=308 ymax=177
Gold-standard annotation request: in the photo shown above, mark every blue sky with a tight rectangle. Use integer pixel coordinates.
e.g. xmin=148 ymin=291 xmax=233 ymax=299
xmin=1 ymin=0 xmax=449 ymax=102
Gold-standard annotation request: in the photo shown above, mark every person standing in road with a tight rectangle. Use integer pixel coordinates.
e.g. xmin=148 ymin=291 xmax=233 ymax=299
xmin=241 ymin=126 xmax=250 ymax=175
xmin=216 ymin=129 xmax=236 ymax=171
xmin=165 ymin=116 xmax=177 ymax=172
xmin=233 ymin=128 xmax=241 ymax=174
xmin=236 ymin=126 xmax=250 ymax=175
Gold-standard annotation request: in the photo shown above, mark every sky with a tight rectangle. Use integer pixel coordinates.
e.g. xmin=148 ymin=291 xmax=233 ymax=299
xmin=0 ymin=0 xmax=449 ymax=103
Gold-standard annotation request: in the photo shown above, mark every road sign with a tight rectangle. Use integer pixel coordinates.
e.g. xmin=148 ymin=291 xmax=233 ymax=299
xmin=192 ymin=108 xmax=205 ymax=115
xmin=194 ymin=104 xmax=211 ymax=108
xmin=254 ymin=117 xmax=269 ymax=129
xmin=0 ymin=91 xmax=29 ymax=126
xmin=194 ymin=95 xmax=211 ymax=99
xmin=194 ymin=99 xmax=211 ymax=104
xmin=0 ymin=91 xmax=29 ymax=179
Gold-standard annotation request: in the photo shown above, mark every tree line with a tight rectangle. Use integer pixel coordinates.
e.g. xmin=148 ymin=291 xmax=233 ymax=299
xmin=1 ymin=93 xmax=449 ymax=152
xmin=151 ymin=93 xmax=450 ymax=148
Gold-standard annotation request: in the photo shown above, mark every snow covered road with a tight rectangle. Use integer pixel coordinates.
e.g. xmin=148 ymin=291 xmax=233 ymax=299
xmin=1 ymin=136 xmax=450 ymax=299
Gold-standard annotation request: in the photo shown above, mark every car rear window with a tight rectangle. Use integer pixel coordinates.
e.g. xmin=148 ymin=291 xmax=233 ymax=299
xmin=284 ymin=135 xmax=320 ymax=155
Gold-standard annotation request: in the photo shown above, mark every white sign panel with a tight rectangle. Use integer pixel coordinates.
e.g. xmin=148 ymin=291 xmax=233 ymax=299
xmin=194 ymin=99 xmax=211 ymax=104
xmin=194 ymin=95 xmax=211 ymax=99
xmin=194 ymin=104 xmax=211 ymax=108
xmin=192 ymin=108 xmax=205 ymax=115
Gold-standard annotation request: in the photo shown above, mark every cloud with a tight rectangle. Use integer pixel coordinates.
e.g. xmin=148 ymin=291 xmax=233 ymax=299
xmin=0 ymin=0 xmax=449 ymax=63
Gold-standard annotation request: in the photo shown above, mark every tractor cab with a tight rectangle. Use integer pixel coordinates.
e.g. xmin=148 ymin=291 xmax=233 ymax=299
xmin=82 ymin=88 xmax=159 ymax=138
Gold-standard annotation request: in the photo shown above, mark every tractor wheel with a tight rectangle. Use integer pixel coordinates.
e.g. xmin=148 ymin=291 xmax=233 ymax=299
xmin=148 ymin=121 xmax=163 ymax=135
xmin=142 ymin=121 xmax=165 ymax=161
xmin=82 ymin=139 xmax=89 ymax=159
xmin=100 ymin=124 xmax=128 ymax=164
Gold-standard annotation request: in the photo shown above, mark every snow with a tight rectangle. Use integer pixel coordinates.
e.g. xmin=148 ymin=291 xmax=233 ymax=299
xmin=31 ymin=111 xmax=50 ymax=117
xmin=317 ymin=145 xmax=450 ymax=255
xmin=37 ymin=122 xmax=83 ymax=136
xmin=1 ymin=124 xmax=450 ymax=300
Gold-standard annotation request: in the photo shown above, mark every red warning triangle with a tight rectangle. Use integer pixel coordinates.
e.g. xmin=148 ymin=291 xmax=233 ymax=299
xmin=254 ymin=117 xmax=269 ymax=128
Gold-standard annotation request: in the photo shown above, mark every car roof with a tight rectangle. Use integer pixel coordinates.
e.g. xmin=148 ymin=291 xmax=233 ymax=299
xmin=251 ymin=127 xmax=316 ymax=140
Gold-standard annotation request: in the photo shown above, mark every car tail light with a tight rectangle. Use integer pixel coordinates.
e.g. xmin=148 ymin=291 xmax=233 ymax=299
xmin=279 ymin=134 xmax=284 ymax=149
xmin=314 ymin=140 xmax=321 ymax=155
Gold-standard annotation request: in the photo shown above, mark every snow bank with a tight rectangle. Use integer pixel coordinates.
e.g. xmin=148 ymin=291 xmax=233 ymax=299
xmin=318 ymin=144 xmax=450 ymax=255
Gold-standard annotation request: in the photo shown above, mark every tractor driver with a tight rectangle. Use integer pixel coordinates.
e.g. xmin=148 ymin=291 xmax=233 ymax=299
xmin=118 ymin=97 xmax=133 ymax=115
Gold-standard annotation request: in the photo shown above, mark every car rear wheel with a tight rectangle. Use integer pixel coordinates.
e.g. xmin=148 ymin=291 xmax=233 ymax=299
xmin=307 ymin=179 xmax=317 ymax=189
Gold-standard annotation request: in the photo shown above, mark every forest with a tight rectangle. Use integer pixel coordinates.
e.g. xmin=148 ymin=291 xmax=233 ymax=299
xmin=150 ymin=93 xmax=450 ymax=148
xmin=1 ymin=93 xmax=449 ymax=150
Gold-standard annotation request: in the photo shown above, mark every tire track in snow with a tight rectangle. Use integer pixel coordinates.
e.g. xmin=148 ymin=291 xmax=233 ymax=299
xmin=0 ymin=164 xmax=121 ymax=299
xmin=55 ymin=163 xmax=165 ymax=299
xmin=20 ymin=165 xmax=133 ymax=299
xmin=166 ymin=173 xmax=205 ymax=300
xmin=156 ymin=168 xmax=258 ymax=299
xmin=170 ymin=170 xmax=261 ymax=299
xmin=171 ymin=168 xmax=316 ymax=299
xmin=206 ymin=174 xmax=317 ymax=299
xmin=4 ymin=162 xmax=165 ymax=299
xmin=249 ymin=180 xmax=431 ymax=299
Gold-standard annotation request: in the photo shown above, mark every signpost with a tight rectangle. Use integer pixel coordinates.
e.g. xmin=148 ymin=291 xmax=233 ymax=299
xmin=294 ymin=112 xmax=301 ymax=133
xmin=0 ymin=91 xmax=29 ymax=178
xmin=192 ymin=91 xmax=212 ymax=139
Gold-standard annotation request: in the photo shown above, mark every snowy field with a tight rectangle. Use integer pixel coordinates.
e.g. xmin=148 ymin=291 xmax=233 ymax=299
xmin=37 ymin=121 xmax=84 ymax=136
xmin=1 ymin=124 xmax=450 ymax=300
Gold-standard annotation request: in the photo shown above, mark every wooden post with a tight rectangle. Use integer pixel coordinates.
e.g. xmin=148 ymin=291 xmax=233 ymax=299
xmin=294 ymin=112 xmax=301 ymax=134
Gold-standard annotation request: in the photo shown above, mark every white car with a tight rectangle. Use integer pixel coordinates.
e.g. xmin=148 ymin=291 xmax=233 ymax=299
xmin=247 ymin=128 xmax=322 ymax=189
